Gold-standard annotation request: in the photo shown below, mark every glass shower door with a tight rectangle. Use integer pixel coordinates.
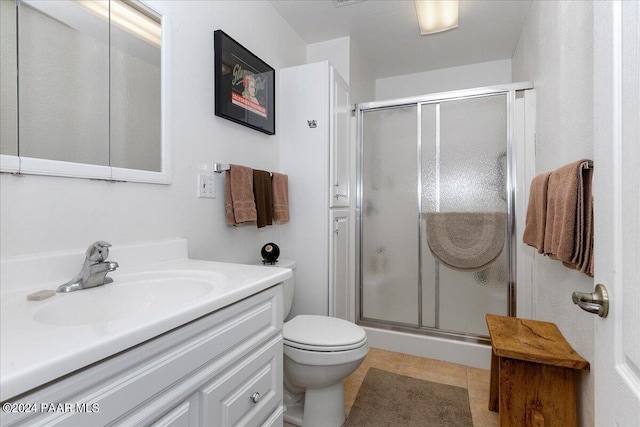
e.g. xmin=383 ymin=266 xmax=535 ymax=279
xmin=420 ymin=95 xmax=509 ymax=336
xmin=361 ymin=106 xmax=419 ymax=326
xmin=359 ymin=93 xmax=510 ymax=338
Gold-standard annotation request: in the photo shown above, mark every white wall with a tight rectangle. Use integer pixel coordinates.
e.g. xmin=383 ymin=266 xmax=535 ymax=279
xmin=375 ymin=59 xmax=512 ymax=101
xmin=307 ymin=37 xmax=350 ymax=84
xmin=512 ymin=2 xmax=595 ymax=426
xmin=349 ymin=39 xmax=375 ymax=105
xmin=306 ymin=36 xmax=375 ymax=105
xmin=0 ymin=1 xmax=306 ymax=271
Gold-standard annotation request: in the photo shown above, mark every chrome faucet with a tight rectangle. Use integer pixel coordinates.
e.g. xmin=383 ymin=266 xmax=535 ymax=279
xmin=57 ymin=241 xmax=119 ymax=293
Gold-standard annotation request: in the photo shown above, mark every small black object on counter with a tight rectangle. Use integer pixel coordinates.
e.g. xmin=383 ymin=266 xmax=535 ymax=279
xmin=261 ymin=243 xmax=280 ymax=264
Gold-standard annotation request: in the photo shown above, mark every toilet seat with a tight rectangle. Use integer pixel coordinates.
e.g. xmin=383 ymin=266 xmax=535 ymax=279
xmin=284 ymin=340 xmax=369 ymax=367
xmin=283 ymin=315 xmax=367 ymax=352
xmin=284 ymin=336 xmax=368 ymax=352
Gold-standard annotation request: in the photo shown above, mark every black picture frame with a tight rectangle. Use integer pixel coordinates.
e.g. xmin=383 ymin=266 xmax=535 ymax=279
xmin=214 ymin=30 xmax=275 ymax=135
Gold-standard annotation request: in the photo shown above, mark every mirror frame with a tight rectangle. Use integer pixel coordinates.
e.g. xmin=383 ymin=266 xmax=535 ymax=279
xmin=0 ymin=0 xmax=172 ymax=185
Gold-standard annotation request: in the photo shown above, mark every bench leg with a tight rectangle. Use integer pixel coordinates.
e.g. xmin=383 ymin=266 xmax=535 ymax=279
xmin=498 ymin=358 xmax=578 ymax=427
xmin=488 ymin=350 xmax=499 ymax=412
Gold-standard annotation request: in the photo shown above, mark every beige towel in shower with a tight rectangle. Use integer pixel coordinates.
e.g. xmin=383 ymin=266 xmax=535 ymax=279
xmin=426 ymin=211 xmax=507 ymax=271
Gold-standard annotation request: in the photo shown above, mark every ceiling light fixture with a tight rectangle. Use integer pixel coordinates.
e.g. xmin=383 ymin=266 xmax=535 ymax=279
xmin=414 ymin=0 xmax=458 ymax=35
xmin=76 ymin=0 xmax=161 ymax=48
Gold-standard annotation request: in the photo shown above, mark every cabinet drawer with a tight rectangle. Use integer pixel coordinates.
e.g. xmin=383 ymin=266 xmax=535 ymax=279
xmin=261 ymin=407 xmax=284 ymax=427
xmin=201 ymin=336 xmax=283 ymax=427
xmin=150 ymin=400 xmax=193 ymax=427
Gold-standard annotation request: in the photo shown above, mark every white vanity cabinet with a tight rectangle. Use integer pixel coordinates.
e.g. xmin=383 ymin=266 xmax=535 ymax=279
xmin=279 ymin=61 xmax=353 ymax=320
xmin=1 ymin=286 xmax=283 ymax=427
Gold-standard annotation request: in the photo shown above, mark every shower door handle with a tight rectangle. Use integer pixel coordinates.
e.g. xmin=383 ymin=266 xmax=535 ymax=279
xmin=572 ymin=284 xmax=609 ymax=318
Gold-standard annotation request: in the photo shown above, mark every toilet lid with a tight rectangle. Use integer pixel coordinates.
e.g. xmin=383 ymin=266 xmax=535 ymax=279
xmin=283 ymin=315 xmax=367 ymax=351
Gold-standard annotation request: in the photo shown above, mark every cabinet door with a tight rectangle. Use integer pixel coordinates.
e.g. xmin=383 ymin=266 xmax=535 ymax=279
xmin=330 ymin=68 xmax=350 ymax=208
xmin=329 ymin=209 xmax=351 ymax=320
xmin=200 ymin=336 xmax=282 ymax=427
xmin=279 ymin=62 xmax=330 ymax=317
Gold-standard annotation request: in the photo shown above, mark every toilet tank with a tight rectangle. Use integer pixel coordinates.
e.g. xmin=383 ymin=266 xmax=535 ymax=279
xmin=259 ymin=259 xmax=295 ymax=320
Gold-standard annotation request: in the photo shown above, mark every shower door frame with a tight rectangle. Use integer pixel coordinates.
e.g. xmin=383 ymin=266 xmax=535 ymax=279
xmin=355 ymin=82 xmax=533 ymax=344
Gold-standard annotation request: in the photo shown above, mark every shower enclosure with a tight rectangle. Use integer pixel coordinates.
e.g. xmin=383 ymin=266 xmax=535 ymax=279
xmin=357 ymin=85 xmax=529 ymax=342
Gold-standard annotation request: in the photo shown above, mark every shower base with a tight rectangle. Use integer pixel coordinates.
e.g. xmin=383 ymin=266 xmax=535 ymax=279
xmin=361 ymin=324 xmax=492 ymax=370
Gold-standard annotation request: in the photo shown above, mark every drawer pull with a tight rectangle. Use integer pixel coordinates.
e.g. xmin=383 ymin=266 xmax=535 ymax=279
xmin=250 ymin=392 xmax=260 ymax=404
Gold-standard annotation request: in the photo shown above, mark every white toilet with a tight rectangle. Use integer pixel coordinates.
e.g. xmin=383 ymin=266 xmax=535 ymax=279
xmin=262 ymin=259 xmax=368 ymax=427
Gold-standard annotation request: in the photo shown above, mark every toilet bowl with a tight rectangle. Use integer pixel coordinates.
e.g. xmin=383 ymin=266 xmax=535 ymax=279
xmin=283 ymin=315 xmax=368 ymax=426
xmin=258 ymin=259 xmax=368 ymax=427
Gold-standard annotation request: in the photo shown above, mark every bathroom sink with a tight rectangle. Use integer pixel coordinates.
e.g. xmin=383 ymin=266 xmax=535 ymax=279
xmin=33 ymin=271 xmax=220 ymax=326
xmin=1 ymin=240 xmax=294 ymax=403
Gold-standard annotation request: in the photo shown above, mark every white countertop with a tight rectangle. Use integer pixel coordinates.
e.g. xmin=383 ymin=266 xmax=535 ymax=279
xmin=0 ymin=254 xmax=291 ymax=401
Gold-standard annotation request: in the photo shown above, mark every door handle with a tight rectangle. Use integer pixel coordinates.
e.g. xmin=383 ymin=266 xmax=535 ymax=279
xmin=572 ymin=284 xmax=609 ymax=318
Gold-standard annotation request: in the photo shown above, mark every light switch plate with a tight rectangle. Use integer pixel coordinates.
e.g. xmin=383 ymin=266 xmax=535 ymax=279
xmin=197 ymin=173 xmax=216 ymax=198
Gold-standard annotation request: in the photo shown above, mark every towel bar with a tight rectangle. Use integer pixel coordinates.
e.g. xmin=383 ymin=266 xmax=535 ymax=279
xmin=213 ymin=163 xmax=230 ymax=173
xmin=213 ymin=162 xmax=274 ymax=177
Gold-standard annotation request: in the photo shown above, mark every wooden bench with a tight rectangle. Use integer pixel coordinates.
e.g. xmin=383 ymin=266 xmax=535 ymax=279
xmin=485 ymin=314 xmax=590 ymax=427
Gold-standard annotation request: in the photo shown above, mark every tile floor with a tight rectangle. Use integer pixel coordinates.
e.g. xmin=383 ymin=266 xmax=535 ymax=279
xmin=285 ymin=347 xmax=499 ymax=427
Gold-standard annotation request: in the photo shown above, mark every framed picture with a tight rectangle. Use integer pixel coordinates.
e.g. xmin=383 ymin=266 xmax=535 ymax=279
xmin=214 ymin=30 xmax=275 ymax=135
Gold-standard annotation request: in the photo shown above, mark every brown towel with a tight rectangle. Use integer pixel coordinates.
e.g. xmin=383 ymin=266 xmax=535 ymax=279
xmin=253 ymin=169 xmax=273 ymax=228
xmin=224 ymin=172 xmax=235 ymax=225
xmin=527 ymin=160 xmax=594 ymax=277
xmin=523 ymin=172 xmax=551 ymax=254
xmin=543 ymin=160 xmax=589 ymax=262
xmin=272 ymin=173 xmax=290 ymax=222
xmin=225 ymin=164 xmax=257 ymax=225
xmin=565 ymin=163 xmax=593 ymax=276
xmin=425 ymin=211 xmax=507 ymax=271
xmin=575 ymin=165 xmax=593 ymax=273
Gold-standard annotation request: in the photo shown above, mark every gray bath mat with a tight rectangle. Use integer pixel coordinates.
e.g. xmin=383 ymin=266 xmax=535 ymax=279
xmin=345 ymin=368 xmax=473 ymax=427
xmin=426 ymin=211 xmax=506 ymax=271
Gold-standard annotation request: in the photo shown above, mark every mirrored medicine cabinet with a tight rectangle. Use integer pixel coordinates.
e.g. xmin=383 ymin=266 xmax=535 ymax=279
xmin=0 ymin=0 xmax=171 ymax=184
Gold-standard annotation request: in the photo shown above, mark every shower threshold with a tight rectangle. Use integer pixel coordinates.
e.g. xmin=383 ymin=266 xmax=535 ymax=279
xmin=358 ymin=319 xmax=493 ymax=369
xmin=358 ymin=318 xmax=492 ymax=346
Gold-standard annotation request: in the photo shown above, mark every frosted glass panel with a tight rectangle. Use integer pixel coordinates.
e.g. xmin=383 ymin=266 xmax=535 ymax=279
xmin=439 ymin=95 xmax=507 ymax=212
xmin=361 ymin=106 xmax=419 ymax=325
xmin=439 ymin=251 xmax=508 ymax=335
xmin=422 ymin=95 xmax=509 ymax=335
